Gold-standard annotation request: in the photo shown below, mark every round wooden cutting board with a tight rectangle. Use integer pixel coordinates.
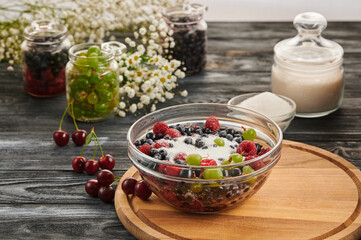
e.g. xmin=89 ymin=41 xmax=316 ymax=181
xmin=114 ymin=140 xmax=361 ymax=240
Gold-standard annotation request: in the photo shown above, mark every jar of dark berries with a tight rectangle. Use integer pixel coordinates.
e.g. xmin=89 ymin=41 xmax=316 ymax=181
xmin=21 ymin=20 xmax=71 ymax=97
xmin=163 ymin=3 xmax=207 ymax=76
xmin=66 ymin=42 xmax=126 ymax=122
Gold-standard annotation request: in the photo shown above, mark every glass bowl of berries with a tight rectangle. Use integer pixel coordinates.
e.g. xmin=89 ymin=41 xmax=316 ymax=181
xmin=127 ymin=103 xmax=283 ymax=213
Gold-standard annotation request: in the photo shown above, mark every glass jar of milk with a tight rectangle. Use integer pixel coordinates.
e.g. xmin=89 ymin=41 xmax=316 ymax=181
xmin=271 ymin=12 xmax=344 ymax=118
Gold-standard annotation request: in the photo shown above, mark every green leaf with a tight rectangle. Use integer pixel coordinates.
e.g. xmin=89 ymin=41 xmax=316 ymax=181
xmin=85 ymin=132 xmax=93 ymax=145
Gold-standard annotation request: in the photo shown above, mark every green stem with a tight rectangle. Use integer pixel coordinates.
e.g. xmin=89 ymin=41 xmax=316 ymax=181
xmin=93 ymin=132 xmax=104 ymax=157
xmin=59 ymin=103 xmax=71 ymax=130
xmin=70 ymin=101 xmax=78 ymax=131
xmin=92 ymin=135 xmax=97 ymax=160
xmin=80 ymin=144 xmax=86 ymax=157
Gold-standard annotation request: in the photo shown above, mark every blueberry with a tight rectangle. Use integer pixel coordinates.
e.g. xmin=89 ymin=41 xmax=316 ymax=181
xmin=175 ymin=160 xmax=187 ymax=165
xmin=218 ymin=158 xmax=225 ymax=162
xmin=140 ymin=139 xmax=146 ymax=145
xmin=255 ymin=143 xmax=262 ymax=154
xmin=169 ymin=143 xmax=174 ymax=148
xmin=204 ymin=128 xmax=212 ymax=134
xmin=164 ymin=135 xmax=172 ymax=140
xmin=230 ymin=168 xmax=242 ymax=176
xmin=134 ymin=140 xmax=141 ymax=147
xmin=213 ymin=144 xmax=218 ymax=148
xmin=185 ymin=126 xmax=194 ymax=136
xmin=184 ymin=137 xmax=193 ymax=145
xmin=196 ymin=140 xmax=205 ymax=148
xmin=235 ymin=138 xmax=242 ymax=144
xmin=146 ymin=139 xmax=154 ymax=145
xmin=219 ymin=131 xmax=227 ymax=138
xmin=202 ymin=134 xmax=209 ymax=138
xmin=195 ymin=128 xmax=203 ymax=135
xmin=153 ymin=153 xmax=162 ymax=160
xmin=202 ymin=146 xmax=208 ymax=149
xmin=227 ymin=129 xmax=235 ymax=136
xmin=148 ymin=162 xmax=158 ymax=170
xmin=150 ymin=149 xmax=158 ymax=157
xmin=138 ymin=159 xmax=149 ymax=167
xmin=176 ymin=124 xmax=185 ymax=133
xmin=146 ymin=132 xmax=156 ymax=140
xmin=159 ymin=149 xmax=167 ymax=157
xmin=234 ymin=131 xmax=242 ymax=138
xmin=168 ymin=125 xmax=176 ymax=129
xmin=158 ymin=133 xmax=164 ymax=139
xmin=222 ymin=169 xmax=230 ymax=177
xmin=193 ymin=169 xmax=202 ymax=177
xmin=179 ymin=169 xmax=193 ymax=178
xmin=226 ymin=134 xmax=234 ymax=141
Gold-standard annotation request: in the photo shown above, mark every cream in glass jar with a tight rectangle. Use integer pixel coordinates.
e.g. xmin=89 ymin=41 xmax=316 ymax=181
xmin=271 ymin=12 xmax=344 ymax=118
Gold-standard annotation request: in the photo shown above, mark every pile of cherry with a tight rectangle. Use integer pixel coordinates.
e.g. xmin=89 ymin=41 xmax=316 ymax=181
xmin=53 ymin=102 xmax=152 ymax=202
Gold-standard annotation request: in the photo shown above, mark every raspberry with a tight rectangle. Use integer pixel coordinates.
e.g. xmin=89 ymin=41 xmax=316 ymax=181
xmin=138 ymin=144 xmax=152 ymax=155
xmin=200 ymin=159 xmax=217 ymax=166
xmin=205 ymin=117 xmax=221 ymax=131
xmin=258 ymin=147 xmax=271 ymax=156
xmin=158 ymin=160 xmax=170 ymax=172
xmin=164 ymin=128 xmax=182 ymax=138
xmin=245 ymin=156 xmax=265 ymax=170
xmin=164 ymin=165 xmax=181 ymax=176
xmin=153 ymin=121 xmax=168 ymax=136
xmin=174 ymin=152 xmax=187 ymax=161
xmin=237 ymin=140 xmax=257 ymax=156
xmin=153 ymin=139 xmax=169 ymax=149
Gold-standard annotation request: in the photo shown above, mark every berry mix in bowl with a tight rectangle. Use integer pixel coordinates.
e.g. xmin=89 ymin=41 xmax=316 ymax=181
xmin=127 ymin=103 xmax=282 ymax=213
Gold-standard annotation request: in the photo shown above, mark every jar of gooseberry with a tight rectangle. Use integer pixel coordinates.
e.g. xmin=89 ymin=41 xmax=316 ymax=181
xmin=163 ymin=3 xmax=207 ymax=76
xmin=66 ymin=42 xmax=126 ymax=122
xmin=21 ymin=20 xmax=71 ymax=97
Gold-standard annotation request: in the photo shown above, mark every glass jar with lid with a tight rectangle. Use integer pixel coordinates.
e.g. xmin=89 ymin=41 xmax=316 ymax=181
xmin=271 ymin=12 xmax=344 ymax=118
xmin=66 ymin=42 xmax=126 ymax=122
xmin=163 ymin=3 xmax=207 ymax=76
xmin=21 ymin=20 xmax=71 ymax=97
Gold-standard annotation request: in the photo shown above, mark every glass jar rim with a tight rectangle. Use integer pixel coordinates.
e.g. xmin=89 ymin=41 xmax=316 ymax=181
xmin=162 ymin=3 xmax=206 ymax=25
xmin=24 ymin=20 xmax=67 ymax=44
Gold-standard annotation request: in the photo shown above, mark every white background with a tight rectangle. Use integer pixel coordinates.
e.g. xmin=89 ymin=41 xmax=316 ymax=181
xmin=196 ymin=0 xmax=361 ymax=21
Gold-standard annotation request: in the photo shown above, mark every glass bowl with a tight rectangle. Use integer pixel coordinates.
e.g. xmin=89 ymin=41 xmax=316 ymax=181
xmin=228 ymin=93 xmax=296 ymax=132
xmin=127 ymin=103 xmax=283 ymax=213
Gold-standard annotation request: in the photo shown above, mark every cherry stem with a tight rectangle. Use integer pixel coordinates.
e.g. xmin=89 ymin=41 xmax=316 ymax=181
xmin=92 ymin=135 xmax=97 ymax=160
xmin=93 ymin=131 xmax=104 ymax=158
xmin=58 ymin=102 xmax=71 ymax=131
xmin=110 ymin=178 xmax=121 ymax=186
xmin=70 ymin=101 xmax=79 ymax=131
xmin=80 ymin=144 xmax=85 ymax=157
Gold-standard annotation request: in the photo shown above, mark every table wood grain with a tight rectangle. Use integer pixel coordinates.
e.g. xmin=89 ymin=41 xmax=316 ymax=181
xmin=1 ymin=22 xmax=361 ymax=239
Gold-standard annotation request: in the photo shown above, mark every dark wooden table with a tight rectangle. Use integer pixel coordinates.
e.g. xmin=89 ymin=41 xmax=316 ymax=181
xmin=1 ymin=22 xmax=361 ymax=239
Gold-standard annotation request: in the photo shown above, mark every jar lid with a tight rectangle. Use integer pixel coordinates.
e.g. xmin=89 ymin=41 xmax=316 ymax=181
xmin=24 ymin=20 xmax=67 ymax=43
xmin=274 ymin=12 xmax=343 ymax=66
xmin=162 ymin=3 xmax=207 ymax=24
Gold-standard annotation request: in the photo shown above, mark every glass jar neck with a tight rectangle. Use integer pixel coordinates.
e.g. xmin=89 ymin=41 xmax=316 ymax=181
xmin=68 ymin=43 xmax=113 ymax=65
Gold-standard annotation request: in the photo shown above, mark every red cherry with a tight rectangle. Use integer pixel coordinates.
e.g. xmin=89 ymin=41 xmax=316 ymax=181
xmin=84 ymin=160 xmax=99 ymax=175
xmin=53 ymin=130 xmax=69 ymax=146
xmin=85 ymin=179 xmax=99 ymax=197
xmin=72 ymin=130 xmax=88 ymax=146
xmin=97 ymin=169 xmax=114 ymax=186
xmin=98 ymin=154 xmax=115 ymax=170
xmin=121 ymin=177 xmax=138 ymax=195
xmin=98 ymin=185 xmax=115 ymax=202
xmin=72 ymin=156 xmax=87 ymax=173
xmin=134 ymin=180 xmax=152 ymax=200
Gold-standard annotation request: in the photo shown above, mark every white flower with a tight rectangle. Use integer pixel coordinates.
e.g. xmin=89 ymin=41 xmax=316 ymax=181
xmin=134 ymin=31 xmax=139 ymax=39
xmin=129 ymin=104 xmax=137 ymax=113
xmin=118 ymin=75 xmax=124 ymax=83
xmin=180 ymin=90 xmax=188 ymax=97
xmin=119 ymin=101 xmax=126 ymax=109
xmin=140 ymin=95 xmax=150 ymax=105
xmin=150 ymin=104 xmax=156 ymax=112
xmin=125 ymin=37 xmax=131 ymax=44
xmin=129 ymin=41 xmax=136 ymax=48
xmin=149 ymin=25 xmax=156 ymax=32
xmin=150 ymin=32 xmax=159 ymax=40
xmin=7 ymin=66 xmax=14 ymax=71
xmin=137 ymin=102 xmax=144 ymax=109
xmin=165 ymin=92 xmax=174 ymax=99
xmin=139 ymin=27 xmax=147 ymax=35
xmin=118 ymin=111 xmax=126 ymax=117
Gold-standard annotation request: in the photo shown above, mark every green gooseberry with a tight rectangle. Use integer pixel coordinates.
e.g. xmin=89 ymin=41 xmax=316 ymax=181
xmin=74 ymin=90 xmax=88 ymax=102
xmin=203 ymin=168 xmax=223 ymax=179
xmin=190 ymin=183 xmax=203 ymax=193
xmin=99 ymin=91 xmax=113 ymax=102
xmin=230 ymin=153 xmax=243 ymax=163
xmin=242 ymin=128 xmax=257 ymax=141
xmin=88 ymin=53 xmax=99 ymax=68
xmin=95 ymin=81 xmax=109 ymax=92
xmin=87 ymin=92 xmax=98 ymax=104
xmin=72 ymin=106 xmax=85 ymax=118
xmin=87 ymin=45 xmax=101 ymax=56
xmin=76 ymin=77 xmax=90 ymax=89
xmin=186 ymin=154 xmax=202 ymax=166
xmin=214 ymin=138 xmax=225 ymax=147
xmin=90 ymin=73 xmax=100 ymax=84
xmin=94 ymin=102 xmax=109 ymax=113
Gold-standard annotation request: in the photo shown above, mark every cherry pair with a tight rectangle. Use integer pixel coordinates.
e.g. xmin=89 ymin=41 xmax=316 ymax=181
xmin=85 ymin=169 xmax=118 ymax=203
xmin=121 ymin=177 xmax=152 ymax=200
xmin=53 ymin=101 xmax=88 ymax=147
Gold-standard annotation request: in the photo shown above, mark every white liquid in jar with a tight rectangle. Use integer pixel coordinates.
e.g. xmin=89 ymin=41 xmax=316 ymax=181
xmin=271 ymin=65 xmax=344 ymax=114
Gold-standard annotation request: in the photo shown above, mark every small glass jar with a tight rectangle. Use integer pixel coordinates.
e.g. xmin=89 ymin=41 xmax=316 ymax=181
xmin=21 ymin=20 xmax=71 ymax=97
xmin=271 ymin=12 xmax=344 ymax=118
xmin=66 ymin=42 xmax=126 ymax=122
xmin=163 ymin=3 xmax=207 ymax=76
